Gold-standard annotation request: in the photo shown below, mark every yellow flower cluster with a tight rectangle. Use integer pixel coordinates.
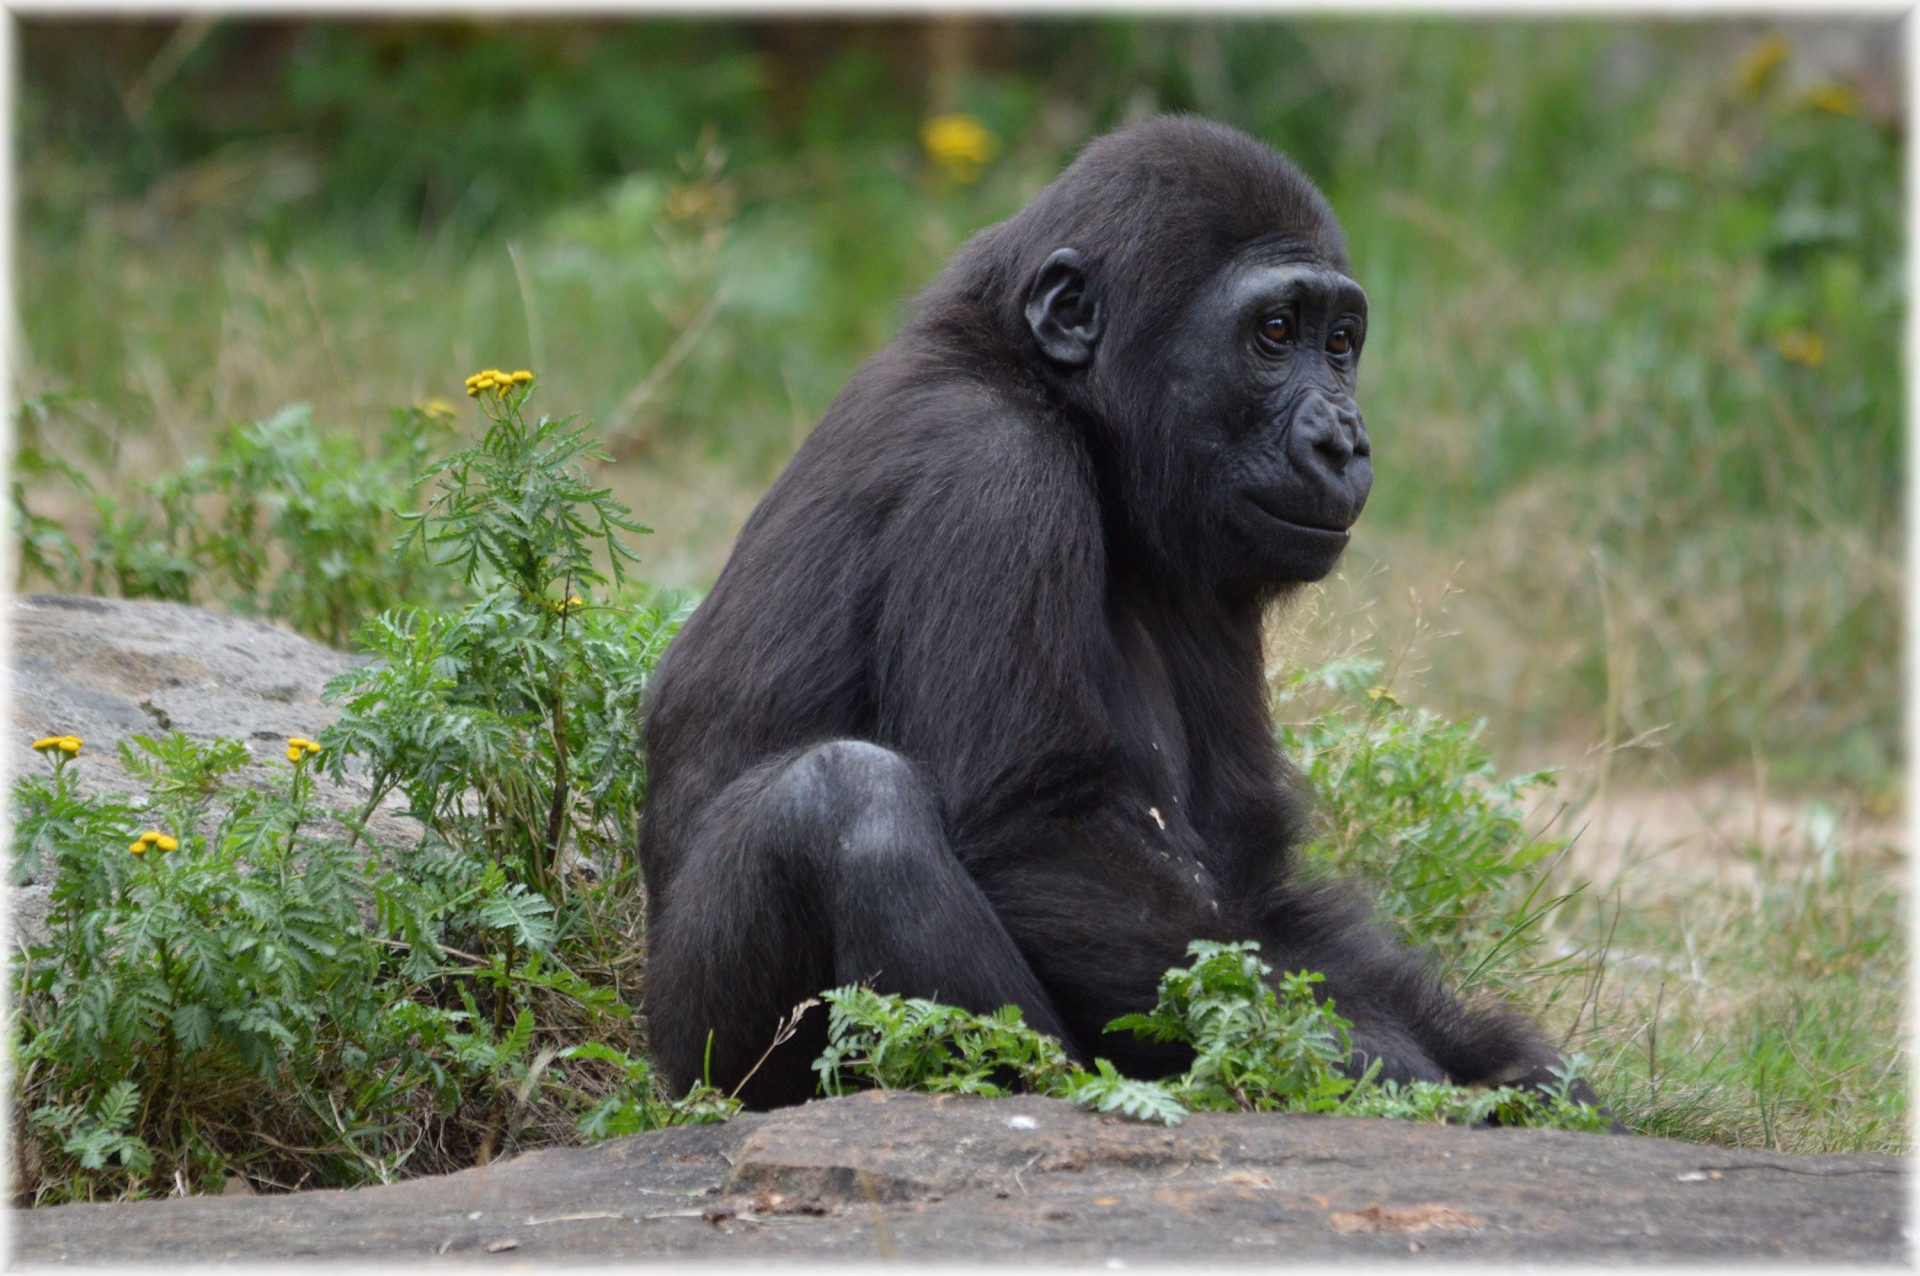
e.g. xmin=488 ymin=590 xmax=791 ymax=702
xmin=287 ymin=736 xmax=324 ymax=764
xmin=130 ymin=830 xmax=179 ymax=856
xmin=921 ymin=114 xmax=1000 ymax=184
xmin=32 ymin=735 xmax=82 ymax=756
xmin=418 ymin=397 xmax=458 ymax=421
xmin=552 ymin=594 xmax=585 ymax=616
xmin=466 ymin=368 xmax=534 ymax=398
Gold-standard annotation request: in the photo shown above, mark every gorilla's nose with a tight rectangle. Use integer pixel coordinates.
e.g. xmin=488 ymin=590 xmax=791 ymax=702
xmin=1291 ymin=396 xmax=1370 ymax=476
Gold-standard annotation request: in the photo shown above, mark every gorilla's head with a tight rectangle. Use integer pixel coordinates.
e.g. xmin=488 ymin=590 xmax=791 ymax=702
xmin=929 ymin=116 xmax=1372 ymax=598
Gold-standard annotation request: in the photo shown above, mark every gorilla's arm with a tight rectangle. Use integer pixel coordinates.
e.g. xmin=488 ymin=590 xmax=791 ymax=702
xmin=865 ymin=394 xmax=1121 ymax=837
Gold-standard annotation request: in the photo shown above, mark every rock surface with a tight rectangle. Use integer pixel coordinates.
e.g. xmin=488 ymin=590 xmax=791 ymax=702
xmin=10 ymin=1092 xmax=1908 ymax=1264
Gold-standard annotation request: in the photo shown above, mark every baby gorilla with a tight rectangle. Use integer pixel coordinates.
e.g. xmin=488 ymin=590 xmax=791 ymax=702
xmin=640 ymin=115 xmax=1578 ymax=1111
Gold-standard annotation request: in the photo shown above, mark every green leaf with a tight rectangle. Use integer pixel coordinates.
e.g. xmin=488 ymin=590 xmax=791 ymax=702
xmin=478 ymin=884 xmax=557 ymax=953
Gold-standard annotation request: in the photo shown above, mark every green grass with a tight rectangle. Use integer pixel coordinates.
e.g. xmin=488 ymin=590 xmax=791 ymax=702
xmin=1553 ymin=802 xmax=1907 ymax=1154
xmin=12 ymin=17 xmax=1904 ymax=1163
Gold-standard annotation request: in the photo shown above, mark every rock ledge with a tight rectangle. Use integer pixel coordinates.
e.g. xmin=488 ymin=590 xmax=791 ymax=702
xmin=11 ymin=1092 xmax=1907 ymax=1264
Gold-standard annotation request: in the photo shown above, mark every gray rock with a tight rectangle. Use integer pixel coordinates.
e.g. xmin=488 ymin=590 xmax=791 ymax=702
xmin=8 ymin=594 xmax=414 ymax=948
xmin=10 ymin=1092 xmax=1907 ymax=1264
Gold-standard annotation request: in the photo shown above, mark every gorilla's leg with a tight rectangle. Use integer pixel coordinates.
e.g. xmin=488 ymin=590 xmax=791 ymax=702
xmin=646 ymin=740 xmax=1075 ymax=1109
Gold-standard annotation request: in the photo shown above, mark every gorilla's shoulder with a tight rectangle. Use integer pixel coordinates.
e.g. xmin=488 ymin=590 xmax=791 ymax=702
xmin=789 ymin=353 xmax=1092 ymax=505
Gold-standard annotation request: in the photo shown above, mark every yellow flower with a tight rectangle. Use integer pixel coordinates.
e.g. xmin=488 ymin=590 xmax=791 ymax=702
xmin=1774 ymin=329 xmax=1826 ymax=367
xmin=139 ymin=831 xmax=162 ymax=845
xmin=921 ymin=114 xmax=1000 ymax=184
xmin=287 ymin=745 xmax=304 ymax=763
xmin=31 ymin=736 xmax=61 ymax=752
xmin=53 ymin=735 xmax=82 ymax=755
xmin=130 ymin=840 xmax=148 ymax=856
xmin=1736 ymin=32 xmax=1790 ymax=98
xmin=1806 ymin=82 xmax=1859 ymax=116
xmin=463 ymin=366 xmax=533 ymax=399
xmin=419 ymin=398 xmax=457 ymax=421
xmin=155 ymin=834 xmax=179 ymax=852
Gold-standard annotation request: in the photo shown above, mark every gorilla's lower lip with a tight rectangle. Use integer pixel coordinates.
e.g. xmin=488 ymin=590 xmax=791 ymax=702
xmin=1243 ymin=494 xmax=1353 ymax=542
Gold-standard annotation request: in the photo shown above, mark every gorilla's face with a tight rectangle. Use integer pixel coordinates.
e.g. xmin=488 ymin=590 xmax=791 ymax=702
xmin=1171 ymin=253 xmax=1372 ymax=587
xmin=1024 ymin=237 xmax=1371 ymax=595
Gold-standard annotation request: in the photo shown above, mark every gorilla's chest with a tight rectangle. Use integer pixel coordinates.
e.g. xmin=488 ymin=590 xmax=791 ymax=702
xmin=1091 ymin=683 xmax=1209 ymax=885
xmin=1102 ymin=612 xmax=1201 ymax=829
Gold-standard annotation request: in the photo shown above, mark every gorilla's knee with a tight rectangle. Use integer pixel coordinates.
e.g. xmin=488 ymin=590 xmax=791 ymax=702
xmin=767 ymin=740 xmax=941 ymax=859
xmin=793 ymin=739 xmax=919 ymax=788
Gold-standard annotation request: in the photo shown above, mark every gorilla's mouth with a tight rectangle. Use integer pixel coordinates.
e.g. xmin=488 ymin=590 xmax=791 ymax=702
xmin=1242 ymin=491 xmax=1354 ymax=543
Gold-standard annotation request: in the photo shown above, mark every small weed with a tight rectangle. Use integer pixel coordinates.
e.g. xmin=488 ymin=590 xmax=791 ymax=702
xmin=322 ymin=372 xmax=678 ymax=895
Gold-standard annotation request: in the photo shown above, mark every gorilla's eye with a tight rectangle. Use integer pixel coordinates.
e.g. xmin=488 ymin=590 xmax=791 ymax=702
xmin=1327 ymin=328 xmax=1354 ymax=356
xmin=1260 ymin=317 xmax=1292 ymax=346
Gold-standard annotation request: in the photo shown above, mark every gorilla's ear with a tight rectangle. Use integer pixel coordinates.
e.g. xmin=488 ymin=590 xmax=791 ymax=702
xmin=1025 ymin=248 xmax=1101 ymax=366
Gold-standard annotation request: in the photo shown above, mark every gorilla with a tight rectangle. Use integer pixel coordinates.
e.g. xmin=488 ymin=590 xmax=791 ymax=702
xmin=640 ymin=116 xmax=1576 ymax=1111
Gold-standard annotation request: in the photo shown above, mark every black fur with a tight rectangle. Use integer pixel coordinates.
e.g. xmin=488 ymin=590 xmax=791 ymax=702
xmin=640 ymin=116 xmax=1570 ymax=1110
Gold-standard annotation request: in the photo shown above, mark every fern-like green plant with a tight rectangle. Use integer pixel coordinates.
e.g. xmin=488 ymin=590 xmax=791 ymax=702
xmin=1065 ymin=1059 xmax=1190 ymax=1125
xmin=813 ymin=941 xmax=1612 ymax=1134
xmin=30 ymin=1081 xmax=153 ymax=1184
xmin=814 ymin=986 xmax=1077 ymax=1098
xmin=1106 ymin=943 xmax=1362 ymax=1115
xmin=402 ymin=376 xmax=648 ymax=600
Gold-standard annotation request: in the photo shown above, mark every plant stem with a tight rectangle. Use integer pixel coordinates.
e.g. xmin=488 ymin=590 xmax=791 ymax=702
xmin=541 ymin=662 xmax=571 ymax=889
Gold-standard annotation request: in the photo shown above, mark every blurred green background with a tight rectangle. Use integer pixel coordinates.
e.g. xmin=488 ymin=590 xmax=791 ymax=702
xmin=14 ymin=15 xmax=1904 ymax=799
